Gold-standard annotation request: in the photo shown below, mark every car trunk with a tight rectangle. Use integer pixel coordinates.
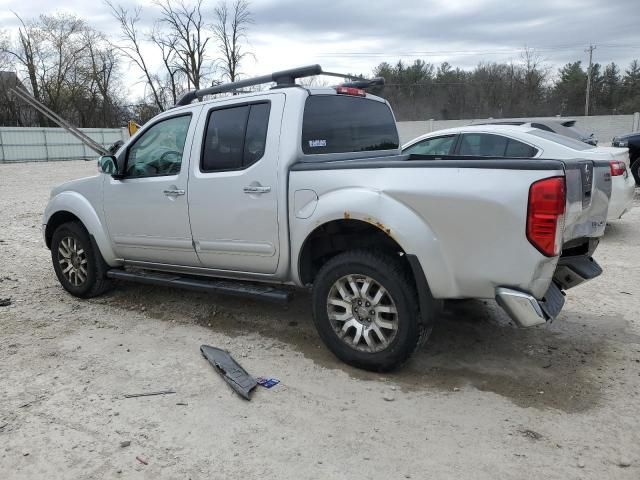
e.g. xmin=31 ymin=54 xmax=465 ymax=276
xmin=561 ymin=159 xmax=611 ymax=245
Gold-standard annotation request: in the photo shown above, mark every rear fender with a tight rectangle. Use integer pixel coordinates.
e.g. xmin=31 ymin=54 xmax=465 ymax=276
xmin=290 ymin=187 xmax=456 ymax=297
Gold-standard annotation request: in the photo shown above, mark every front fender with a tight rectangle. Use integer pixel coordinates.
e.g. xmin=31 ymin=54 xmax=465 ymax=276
xmin=290 ymin=187 xmax=457 ymax=297
xmin=43 ymin=191 xmax=119 ymax=266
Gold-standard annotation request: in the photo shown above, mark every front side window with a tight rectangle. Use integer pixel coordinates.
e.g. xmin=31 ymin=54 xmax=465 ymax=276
xmin=301 ymin=95 xmax=399 ymax=155
xmin=201 ymin=102 xmax=270 ymax=172
xmin=126 ymin=115 xmax=191 ymax=178
xmin=404 ymin=135 xmax=456 ymax=155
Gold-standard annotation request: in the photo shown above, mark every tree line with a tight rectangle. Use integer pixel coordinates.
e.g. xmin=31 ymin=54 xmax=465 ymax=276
xmin=0 ymin=0 xmax=253 ymax=127
xmin=1 ymin=3 xmax=639 ymax=127
xmin=371 ymin=51 xmax=640 ymax=121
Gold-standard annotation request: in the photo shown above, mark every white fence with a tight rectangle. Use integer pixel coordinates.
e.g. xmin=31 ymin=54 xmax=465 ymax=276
xmin=0 ymin=127 xmax=128 ymax=163
xmin=397 ymin=113 xmax=640 ymax=145
xmin=1 ymin=114 xmax=639 ymax=162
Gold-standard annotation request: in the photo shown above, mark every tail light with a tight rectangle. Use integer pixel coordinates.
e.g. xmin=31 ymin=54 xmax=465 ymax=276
xmin=527 ymin=177 xmax=566 ymax=257
xmin=609 ymin=160 xmax=626 ymax=176
xmin=335 ymin=86 xmax=366 ymax=97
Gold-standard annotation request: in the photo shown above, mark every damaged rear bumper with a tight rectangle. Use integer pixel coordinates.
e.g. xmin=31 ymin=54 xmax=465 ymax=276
xmin=496 ymin=255 xmax=602 ymax=328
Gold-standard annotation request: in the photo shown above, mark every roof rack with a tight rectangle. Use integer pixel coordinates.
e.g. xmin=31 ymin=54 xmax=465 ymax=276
xmin=174 ymin=65 xmax=385 ymax=106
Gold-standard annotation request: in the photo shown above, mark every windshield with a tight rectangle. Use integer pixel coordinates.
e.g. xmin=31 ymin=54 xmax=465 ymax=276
xmin=528 ymin=129 xmax=595 ymax=151
xmin=301 ymin=95 xmax=399 ymax=155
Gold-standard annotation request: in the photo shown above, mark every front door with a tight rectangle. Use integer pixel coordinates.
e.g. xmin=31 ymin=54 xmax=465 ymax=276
xmin=103 ymin=111 xmax=201 ymax=265
xmin=188 ymin=94 xmax=284 ymax=274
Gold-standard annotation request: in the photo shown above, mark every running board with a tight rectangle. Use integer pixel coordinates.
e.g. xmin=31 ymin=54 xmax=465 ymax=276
xmin=106 ymin=269 xmax=292 ymax=304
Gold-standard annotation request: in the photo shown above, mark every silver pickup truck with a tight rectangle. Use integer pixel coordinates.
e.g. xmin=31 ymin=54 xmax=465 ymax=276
xmin=43 ymin=65 xmax=611 ymax=371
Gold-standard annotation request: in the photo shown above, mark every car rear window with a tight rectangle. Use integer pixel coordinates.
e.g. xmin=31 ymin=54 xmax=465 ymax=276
xmin=528 ymin=129 xmax=595 ymax=150
xmin=301 ymin=95 xmax=399 ymax=155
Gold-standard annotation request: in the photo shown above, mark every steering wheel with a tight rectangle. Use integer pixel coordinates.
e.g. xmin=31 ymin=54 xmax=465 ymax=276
xmin=160 ymin=150 xmax=182 ymax=163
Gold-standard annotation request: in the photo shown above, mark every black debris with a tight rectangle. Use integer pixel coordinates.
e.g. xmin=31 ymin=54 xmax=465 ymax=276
xmin=200 ymin=345 xmax=258 ymax=400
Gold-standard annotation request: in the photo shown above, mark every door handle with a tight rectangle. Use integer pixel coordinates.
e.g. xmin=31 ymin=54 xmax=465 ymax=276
xmin=163 ymin=188 xmax=185 ymax=196
xmin=243 ymin=185 xmax=271 ymax=194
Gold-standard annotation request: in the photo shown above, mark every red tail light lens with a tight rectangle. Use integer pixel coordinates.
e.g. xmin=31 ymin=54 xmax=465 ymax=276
xmin=609 ymin=160 xmax=626 ymax=176
xmin=335 ymin=86 xmax=366 ymax=97
xmin=527 ymin=176 xmax=566 ymax=257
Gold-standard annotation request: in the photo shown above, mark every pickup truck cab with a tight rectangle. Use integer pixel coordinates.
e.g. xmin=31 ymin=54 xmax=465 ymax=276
xmin=43 ymin=66 xmax=611 ymax=371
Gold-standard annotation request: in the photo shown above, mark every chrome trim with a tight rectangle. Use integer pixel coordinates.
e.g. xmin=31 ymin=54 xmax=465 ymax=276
xmin=495 ymin=287 xmax=546 ymax=328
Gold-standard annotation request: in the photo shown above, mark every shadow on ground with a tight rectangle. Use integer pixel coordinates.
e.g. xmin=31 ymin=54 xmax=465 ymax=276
xmin=95 ymin=282 xmax=634 ymax=413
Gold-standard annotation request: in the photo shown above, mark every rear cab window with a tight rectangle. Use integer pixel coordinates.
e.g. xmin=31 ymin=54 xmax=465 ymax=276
xmin=301 ymin=95 xmax=399 ymax=156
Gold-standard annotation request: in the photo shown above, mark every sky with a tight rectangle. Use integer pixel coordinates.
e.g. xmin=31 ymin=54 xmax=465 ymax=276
xmin=1 ymin=0 xmax=639 ymax=99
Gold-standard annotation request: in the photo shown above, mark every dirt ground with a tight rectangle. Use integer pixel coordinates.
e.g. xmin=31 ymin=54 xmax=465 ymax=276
xmin=1 ymin=160 xmax=639 ymax=479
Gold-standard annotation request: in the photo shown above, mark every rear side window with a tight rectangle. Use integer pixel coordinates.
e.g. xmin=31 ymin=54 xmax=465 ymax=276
xmin=528 ymin=129 xmax=594 ymax=150
xmin=301 ymin=95 xmax=399 ymax=155
xmin=459 ymin=133 xmax=537 ymax=158
xmin=201 ymin=102 xmax=270 ymax=172
xmin=459 ymin=133 xmax=508 ymax=157
xmin=505 ymin=139 xmax=538 ymax=157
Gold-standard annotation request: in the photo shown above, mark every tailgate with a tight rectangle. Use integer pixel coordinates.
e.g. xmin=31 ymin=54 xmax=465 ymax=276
xmin=562 ymin=160 xmax=611 ymax=244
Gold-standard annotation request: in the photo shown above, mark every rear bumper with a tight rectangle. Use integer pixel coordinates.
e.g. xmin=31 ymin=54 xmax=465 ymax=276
xmin=496 ymin=284 xmax=564 ymax=327
xmin=496 ymin=255 xmax=602 ymax=327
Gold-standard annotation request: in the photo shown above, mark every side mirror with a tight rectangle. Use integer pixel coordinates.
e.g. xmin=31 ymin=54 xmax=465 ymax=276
xmin=98 ymin=155 xmax=118 ymax=175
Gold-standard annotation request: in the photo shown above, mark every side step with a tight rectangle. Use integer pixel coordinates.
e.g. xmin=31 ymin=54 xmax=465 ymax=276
xmin=106 ymin=269 xmax=292 ymax=304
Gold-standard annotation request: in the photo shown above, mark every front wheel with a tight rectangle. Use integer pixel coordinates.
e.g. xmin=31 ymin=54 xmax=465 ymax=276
xmin=311 ymin=250 xmax=430 ymax=371
xmin=51 ymin=222 xmax=111 ymax=298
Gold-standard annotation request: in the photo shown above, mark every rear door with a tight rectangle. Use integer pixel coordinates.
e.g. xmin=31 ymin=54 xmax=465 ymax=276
xmin=187 ymin=94 xmax=284 ymax=273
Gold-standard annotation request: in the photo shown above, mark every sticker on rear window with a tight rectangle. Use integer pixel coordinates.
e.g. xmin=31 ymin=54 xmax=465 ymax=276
xmin=308 ymin=139 xmax=327 ymax=148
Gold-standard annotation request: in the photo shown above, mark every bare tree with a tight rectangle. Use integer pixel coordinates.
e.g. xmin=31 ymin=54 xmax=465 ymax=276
xmin=151 ymin=23 xmax=183 ymax=105
xmin=105 ymin=1 xmax=165 ymax=111
xmin=3 ymin=13 xmax=43 ymax=105
xmin=154 ymin=0 xmax=213 ymax=91
xmin=520 ymin=47 xmax=549 ymax=106
xmin=38 ymin=14 xmax=89 ymax=113
xmin=213 ymin=0 xmax=253 ymax=82
xmin=84 ymin=29 xmax=119 ymax=124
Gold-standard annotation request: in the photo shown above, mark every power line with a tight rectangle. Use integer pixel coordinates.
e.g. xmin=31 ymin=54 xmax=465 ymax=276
xmin=315 ymin=43 xmax=640 ymax=58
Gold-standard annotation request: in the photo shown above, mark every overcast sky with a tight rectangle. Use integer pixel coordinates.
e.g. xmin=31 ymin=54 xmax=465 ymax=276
xmin=1 ymin=0 xmax=639 ymax=99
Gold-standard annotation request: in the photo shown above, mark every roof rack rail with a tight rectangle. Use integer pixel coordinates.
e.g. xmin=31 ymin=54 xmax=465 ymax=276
xmin=174 ymin=65 xmax=385 ymax=106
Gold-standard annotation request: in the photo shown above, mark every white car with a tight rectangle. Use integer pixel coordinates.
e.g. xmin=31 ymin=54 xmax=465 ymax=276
xmin=402 ymin=125 xmax=635 ymax=221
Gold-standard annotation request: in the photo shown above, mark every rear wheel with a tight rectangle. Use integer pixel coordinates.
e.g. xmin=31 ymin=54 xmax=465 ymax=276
xmin=311 ymin=250 xmax=430 ymax=371
xmin=51 ymin=222 xmax=111 ymax=298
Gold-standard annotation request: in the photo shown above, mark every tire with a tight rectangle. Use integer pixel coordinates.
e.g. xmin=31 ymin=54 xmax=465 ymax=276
xmin=51 ymin=221 xmax=111 ymax=298
xmin=631 ymin=159 xmax=640 ymax=186
xmin=311 ymin=250 xmax=430 ymax=371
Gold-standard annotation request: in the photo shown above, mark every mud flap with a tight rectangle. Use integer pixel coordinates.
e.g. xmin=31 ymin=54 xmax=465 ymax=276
xmin=200 ymin=345 xmax=258 ymax=400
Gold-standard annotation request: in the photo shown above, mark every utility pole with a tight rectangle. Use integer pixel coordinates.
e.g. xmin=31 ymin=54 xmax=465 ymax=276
xmin=585 ymin=44 xmax=596 ymax=116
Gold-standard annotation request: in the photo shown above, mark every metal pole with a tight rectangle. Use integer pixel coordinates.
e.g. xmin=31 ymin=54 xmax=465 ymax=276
xmin=585 ymin=45 xmax=596 ymax=117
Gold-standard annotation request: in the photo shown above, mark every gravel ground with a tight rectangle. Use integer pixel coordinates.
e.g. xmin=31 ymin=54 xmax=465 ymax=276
xmin=1 ymin=160 xmax=639 ymax=479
